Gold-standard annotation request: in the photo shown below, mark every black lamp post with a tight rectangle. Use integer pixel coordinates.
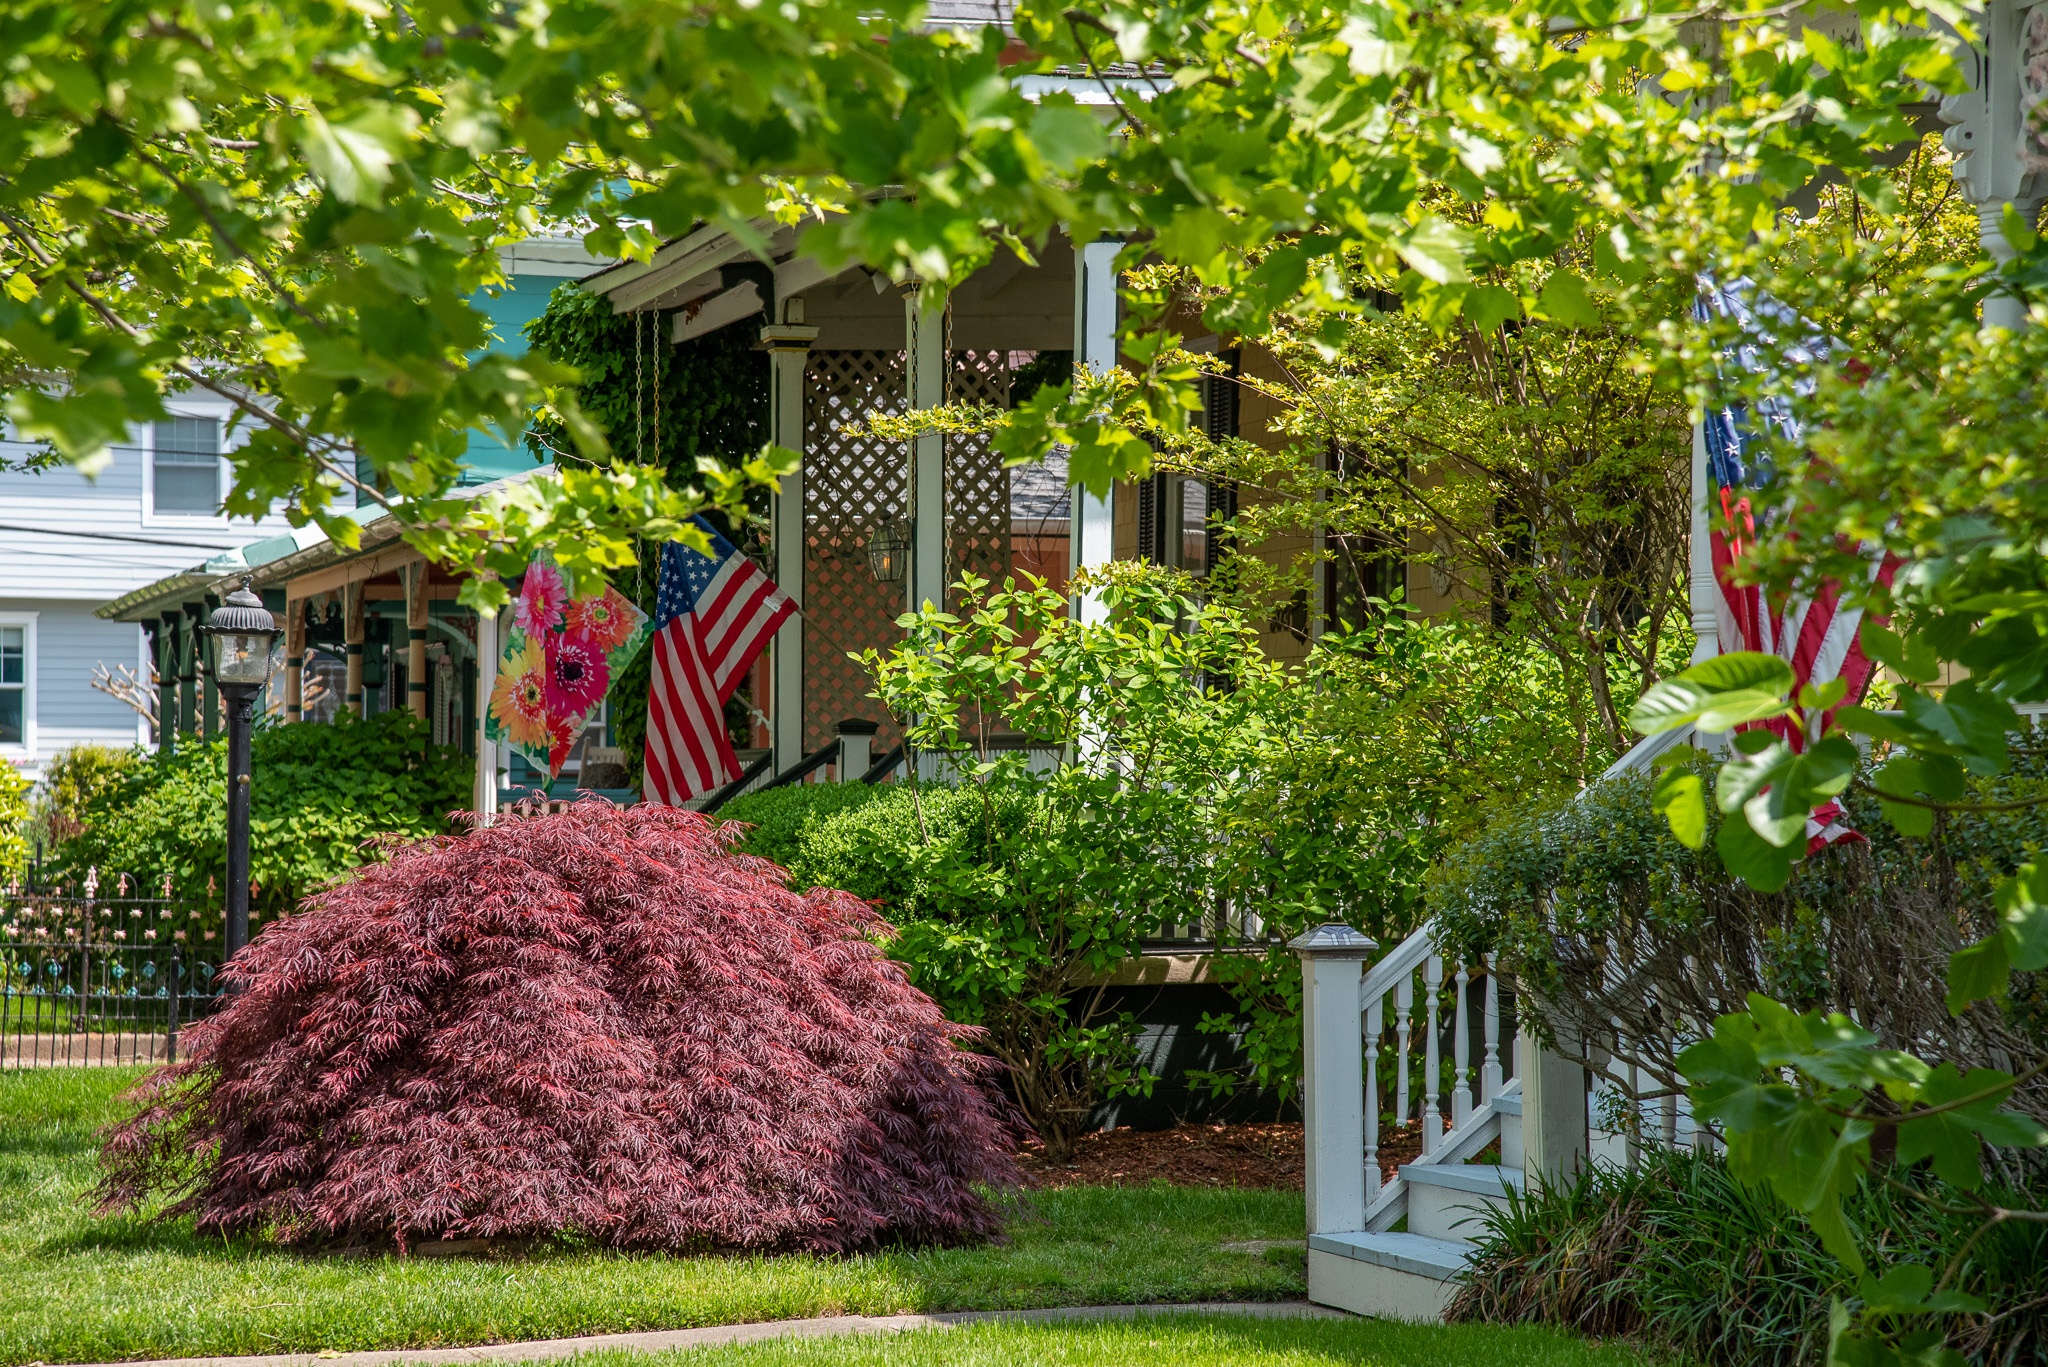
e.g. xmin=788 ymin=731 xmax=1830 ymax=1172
xmin=197 ymin=579 xmax=280 ymax=967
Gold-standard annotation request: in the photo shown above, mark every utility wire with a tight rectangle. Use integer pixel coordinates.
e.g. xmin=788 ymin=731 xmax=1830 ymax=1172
xmin=0 ymin=523 xmax=259 ymax=550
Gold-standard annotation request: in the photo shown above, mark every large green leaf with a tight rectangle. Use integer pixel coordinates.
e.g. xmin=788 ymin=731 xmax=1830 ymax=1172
xmin=1716 ymin=811 xmax=1798 ymax=890
xmin=1630 ymin=653 xmax=1798 ymax=735
xmin=1894 ymin=1063 xmax=2046 ymax=1189
xmin=1653 ymin=765 xmax=1707 ymax=849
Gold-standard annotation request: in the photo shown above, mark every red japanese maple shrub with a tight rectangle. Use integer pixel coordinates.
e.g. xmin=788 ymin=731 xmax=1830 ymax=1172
xmin=95 ymin=801 xmax=1023 ymax=1252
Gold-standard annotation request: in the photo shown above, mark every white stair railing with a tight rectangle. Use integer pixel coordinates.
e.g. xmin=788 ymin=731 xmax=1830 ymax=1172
xmin=1328 ymin=922 xmax=1522 ymax=1211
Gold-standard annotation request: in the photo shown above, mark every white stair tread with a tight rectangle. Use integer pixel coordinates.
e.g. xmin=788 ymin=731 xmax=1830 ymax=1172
xmin=1398 ymin=1162 xmax=1524 ymax=1196
xmin=1490 ymin=1092 xmax=1522 ymax=1116
xmin=1309 ymin=1230 xmax=1472 ymax=1280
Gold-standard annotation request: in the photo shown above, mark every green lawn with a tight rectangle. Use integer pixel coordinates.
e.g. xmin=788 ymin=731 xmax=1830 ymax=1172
xmin=0 ymin=1069 xmax=1306 ymax=1365
xmin=569 ymin=1315 xmax=1650 ymax=1366
xmin=0 ymin=1069 xmax=1650 ymax=1367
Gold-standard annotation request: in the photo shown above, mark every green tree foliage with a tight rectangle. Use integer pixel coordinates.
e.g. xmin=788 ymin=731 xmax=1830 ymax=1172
xmin=1617 ymin=218 xmax=2048 ymax=1363
xmin=55 ymin=713 xmax=470 ymax=927
xmin=1166 ymin=275 xmax=1695 ymax=763
xmin=0 ymin=0 xmax=1960 ymax=599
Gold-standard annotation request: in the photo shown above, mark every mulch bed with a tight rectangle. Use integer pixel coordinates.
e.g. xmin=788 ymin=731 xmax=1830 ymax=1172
xmin=1014 ymin=1121 xmax=1428 ymax=1191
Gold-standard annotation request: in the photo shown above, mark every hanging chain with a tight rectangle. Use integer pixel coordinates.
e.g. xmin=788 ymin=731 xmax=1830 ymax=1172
xmin=652 ymin=309 xmax=662 ymax=463
xmin=634 ymin=310 xmax=646 ymax=465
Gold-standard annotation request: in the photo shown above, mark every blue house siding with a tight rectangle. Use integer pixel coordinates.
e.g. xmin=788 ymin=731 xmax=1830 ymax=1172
xmin=459 ymin=270 xmax=579 ymax=485
xmin=0 ymin=599 xmax=149 ymax=774
xmin=33 ymin=604 xmax=147 ymax=740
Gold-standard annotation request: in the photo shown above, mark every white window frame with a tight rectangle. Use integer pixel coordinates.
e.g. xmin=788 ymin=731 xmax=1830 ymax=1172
xmin=0 ymin=612 xmax=37 ymax=760
xmin=142 ymin=408 xmax=233 ymax=525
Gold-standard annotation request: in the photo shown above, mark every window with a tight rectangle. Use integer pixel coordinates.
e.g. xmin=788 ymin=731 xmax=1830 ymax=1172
xmin=152 ymin=417 xmax=222 ymax=514
xmin=1136 ymin=475 xmax=1233 ymax=577
xmin=0 ymin=624 xmax=25 ymax=745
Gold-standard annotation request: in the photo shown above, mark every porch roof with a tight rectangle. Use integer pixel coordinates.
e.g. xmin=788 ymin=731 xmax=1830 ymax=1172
xmin=96 ymin=468 xmax=543 ymax=622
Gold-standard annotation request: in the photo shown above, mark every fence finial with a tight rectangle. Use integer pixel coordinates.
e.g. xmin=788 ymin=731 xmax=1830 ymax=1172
xmin=85 ymin=866 xmax=99 ymax=901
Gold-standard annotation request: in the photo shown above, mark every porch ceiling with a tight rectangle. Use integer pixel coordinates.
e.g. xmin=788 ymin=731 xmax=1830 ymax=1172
xmin=584 ymin=228 xmax=1075 ymax=353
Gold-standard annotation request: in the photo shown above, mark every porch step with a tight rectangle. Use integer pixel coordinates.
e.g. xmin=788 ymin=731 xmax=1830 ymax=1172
xmin=1399 ymin=1162 xmax=1521 ymax=1244
xmin=1309 ymin=1230 xmax=1469 ymax=1278
xmin=1306 ymin=1231 xmax=1468 ymax=1322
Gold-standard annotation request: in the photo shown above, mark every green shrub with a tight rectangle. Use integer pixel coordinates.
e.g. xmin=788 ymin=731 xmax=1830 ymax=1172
xmin=774 ymin=777 xmax=1165 ymax=1159
xmin=56 ymin=712 xmax=471 ymax=927
xmin=857 ymin=567 xmax=1587 ymax=1108
xmin=0 ymin=763 xmax=26 ymax=879
xmin=1448 ymin=1145 xmax=2048 ymax=1367
xmin=29 ymin=744 xmax=144 ymax=849
xmin=716 ymin=782 xmax=886 ymax=872
xmin=1428 ymin=758 xmax=2048 ymax=1117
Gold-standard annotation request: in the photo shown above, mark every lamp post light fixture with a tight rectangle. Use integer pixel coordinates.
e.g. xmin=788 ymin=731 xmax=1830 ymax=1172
xmin=196 ymin=578 xmax=280 ymax=969
xmin=866 ymin=516 xmax=910 ymax=584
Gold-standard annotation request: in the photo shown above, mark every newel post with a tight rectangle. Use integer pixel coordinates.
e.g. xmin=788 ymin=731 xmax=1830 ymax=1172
xmin=1519 ymin=1022 xmax=1590 ymax=1187
xmin=1292 ymin=923 xmax=1378 ymax=1236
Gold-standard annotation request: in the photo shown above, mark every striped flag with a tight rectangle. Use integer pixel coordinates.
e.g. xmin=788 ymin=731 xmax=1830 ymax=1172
xmin=642 ymin=518 xmax=795 ymax=805
xmin=1698 ymin=282 xmax=1900 ymax=851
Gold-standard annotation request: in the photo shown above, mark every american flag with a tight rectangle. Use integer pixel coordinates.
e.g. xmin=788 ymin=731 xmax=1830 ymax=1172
xmin=642 ymin=518 xmax=795 ymax=805
xmin=1698 ymin=282 xmax=1899 ymax=851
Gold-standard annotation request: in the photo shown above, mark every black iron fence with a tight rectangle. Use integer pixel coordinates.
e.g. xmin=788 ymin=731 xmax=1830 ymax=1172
xmin=1 ymin=873 xmax=223 ymax=1069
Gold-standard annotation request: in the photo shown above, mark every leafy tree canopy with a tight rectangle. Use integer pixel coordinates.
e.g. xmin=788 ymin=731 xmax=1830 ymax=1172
xmin=0 ymin=0 xmax=1967 ymax=604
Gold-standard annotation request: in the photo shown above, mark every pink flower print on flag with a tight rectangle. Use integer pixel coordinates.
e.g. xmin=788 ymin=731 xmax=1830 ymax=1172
xmin=545 ymin=633 xmax=611 ymax=720
xmin=513 ymin=560 xmax=568 ymax=637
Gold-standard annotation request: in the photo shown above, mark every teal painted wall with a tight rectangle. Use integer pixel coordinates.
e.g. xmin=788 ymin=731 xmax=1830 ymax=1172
xmin=460 ymin=273 xmax=563 ymax=486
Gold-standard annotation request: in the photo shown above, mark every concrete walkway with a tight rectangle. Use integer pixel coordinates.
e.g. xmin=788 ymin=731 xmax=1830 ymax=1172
xmin=76 ymin=1302 xmax=1348 ymax=1367
xmin=1 ymin=1032 xmax=174 ymax=1068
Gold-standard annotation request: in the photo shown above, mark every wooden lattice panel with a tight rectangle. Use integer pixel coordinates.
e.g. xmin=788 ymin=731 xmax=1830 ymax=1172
xmin=946 ymin=351 xmax=1013 ymax=608
xmin=803 ymin=350 xmax=908 ymax=755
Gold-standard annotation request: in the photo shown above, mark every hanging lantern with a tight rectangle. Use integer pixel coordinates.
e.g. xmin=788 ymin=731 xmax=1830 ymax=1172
xmin=866 ymin=517 xmax=910 ymax=584
xmin=197 ymin=581 xmax=281 ymax=690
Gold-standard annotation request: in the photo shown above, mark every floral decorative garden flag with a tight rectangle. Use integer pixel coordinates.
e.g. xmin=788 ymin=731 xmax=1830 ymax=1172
xmin=486 ymin=555 xmax=650 ymax=779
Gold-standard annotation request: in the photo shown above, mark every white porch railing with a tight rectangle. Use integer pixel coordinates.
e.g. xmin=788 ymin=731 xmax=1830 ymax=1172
xmin=1354 ymin=923 xmax=1520 ymax=1225
xmin=1294 ymin=921 xmax=1524 ymax=1239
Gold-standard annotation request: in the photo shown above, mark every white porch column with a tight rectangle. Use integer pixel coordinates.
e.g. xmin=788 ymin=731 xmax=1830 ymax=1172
xmin=1071 ymin=239 xmax=1121 ymax=625
xmin=1938 ymin=0 xmax=2046 ymax=332
xmin=1291 ymin=923 xmax=1378 ymax=1236
xmin=474 ymin=607 xmax=499 ymax=824
xmin=1689 ymin=417 xmax=1720 ymax=665
xmin=762 ymin=313 xmax=819 ymax=776
xmin=902 ymin=281 xmax=948 ymax=616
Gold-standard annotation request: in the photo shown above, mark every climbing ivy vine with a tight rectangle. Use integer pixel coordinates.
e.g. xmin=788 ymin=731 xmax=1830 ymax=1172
xmin=523 ymin=281 xmax=768 ymax=478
